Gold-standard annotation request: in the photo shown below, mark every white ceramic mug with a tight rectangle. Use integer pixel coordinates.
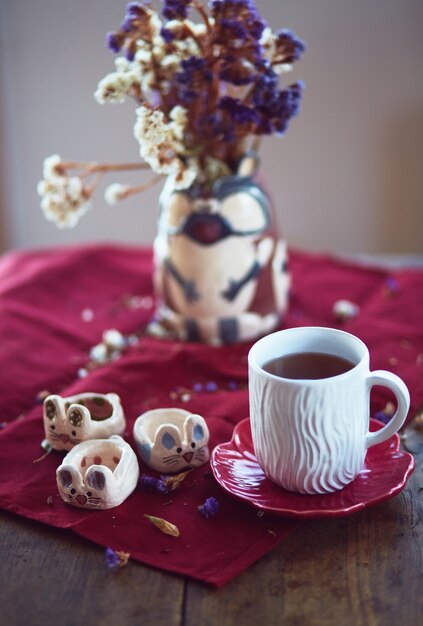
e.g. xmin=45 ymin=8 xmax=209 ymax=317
xmin=248 ymin=327 xmax=410 ymax=494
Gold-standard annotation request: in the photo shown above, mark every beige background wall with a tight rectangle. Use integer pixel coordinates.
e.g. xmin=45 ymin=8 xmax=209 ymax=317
xmin=0 ymin=0 xmax=422 ymax=255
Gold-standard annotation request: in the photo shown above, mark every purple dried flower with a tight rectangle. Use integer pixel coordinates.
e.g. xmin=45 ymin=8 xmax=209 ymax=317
xmin=374 ymin=403 xmax=395 ymax=425
xmin=162 ymin=0 xmax=191 ymax=21
xmin=120 ymin=16 xmax=135 ymax=33
xmin=105 ymin=548 xmax=120 ymax=569
xmin=251 ymin=64 xmax=279 ymax=108
xmin=175 ymin=56 xmax=212 ymax=104
xmin=105 ymin=547 xmax=130 ymax=569
xmin=161 ymin=26 xmax=175 ymax=43
xmin=198 ymin=497 xmax=219 ymax=519
xmin=205 ymin=381 xmax=218 ymax=392
xmin=219 ymin=96 xmax=259 ymax=125
xmin=193 ymin=382 xmax=203 ymax=392
xmin=385 ymin=277 xmax=399 ymax=295
xmin=106 ymin=32 xmax=123 ymax=53
xmin=126 ymin=2 xmax=149 ymax=18
xmin=274 ymin=29 xmax=306 ymax=63
xmin=212 ymin=0 xmax=266 ymax=41
xmin=254 ymin=81 xmax=304 ymax=136
xmin=219 ymin=56 xmax=256 ymax=86
xmin=139 ymin=474 xmax=169 ymax=493
xmin=220 ymin=18 xmax=248 ymax=40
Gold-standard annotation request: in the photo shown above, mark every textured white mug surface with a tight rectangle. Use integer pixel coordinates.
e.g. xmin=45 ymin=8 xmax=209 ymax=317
xmin=248 ymin=327 xmax=410 ymax=494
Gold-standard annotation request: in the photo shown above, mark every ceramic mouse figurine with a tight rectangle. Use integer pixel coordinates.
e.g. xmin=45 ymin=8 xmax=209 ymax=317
xmin=152 ymin=153 xmax=290 ymax=344
xmin=56 ymin=435 xmax=139 ymax=510
xmin=133 ymin=408 xmax=210 ymax=474
xmin=43 ymin=392 xmax=125 ymax=451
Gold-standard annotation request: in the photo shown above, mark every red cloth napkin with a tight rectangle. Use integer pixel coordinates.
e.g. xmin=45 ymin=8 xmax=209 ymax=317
xmin=0 ymin=244 xmax=421 ymax=586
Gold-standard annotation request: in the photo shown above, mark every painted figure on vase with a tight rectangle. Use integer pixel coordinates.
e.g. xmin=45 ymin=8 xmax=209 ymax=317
xmin=153 ymin=156 xmax=290 ymax=344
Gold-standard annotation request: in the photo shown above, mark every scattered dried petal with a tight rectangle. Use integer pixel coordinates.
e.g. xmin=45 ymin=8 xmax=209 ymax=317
xmin=139 ymin=474 xmax=169 ymax=494
xmin=333 ymin=299 xmax=360 ymax=322
xmin=198 ymin=497 xmax=219 ymax=519
xmin=144 ymin=514 xmax=180 ymax=537
xmin=36 ymin=390 xmax=51 ymax=403
xmin=161 ymin=469 xmax=192 ymax=492
xmin=374 ymin=402 xmax=395 ymax=425
xmin=205 ymin=381 xmax=218 ymax=392
xmin=81 ymin=308 xmax=94 ymax=322
xmin=385 ymin=277 xmax=399 ymax=296
xmin=105 ymin=547 xmax=130 ymax=569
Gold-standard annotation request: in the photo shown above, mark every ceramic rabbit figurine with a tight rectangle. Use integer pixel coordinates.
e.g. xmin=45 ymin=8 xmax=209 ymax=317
xmin=133 ymin=408 xmax=210 ymax=473
xmin=43 ymin=392 xmax=125 ymax=451
xmin=56 ymin=435 xmax=139 ymax=509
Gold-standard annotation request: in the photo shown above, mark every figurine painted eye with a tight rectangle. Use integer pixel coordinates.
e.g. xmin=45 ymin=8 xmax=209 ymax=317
xmin=191 ymin=442 xmax=196 ymax=449
xmin=70 ymin=488 xmax=76 ymax=495
xmin=176 ymin=447 xmax=182 ymax=454
xmin=194 ymin=424 xmax=204 ymax=441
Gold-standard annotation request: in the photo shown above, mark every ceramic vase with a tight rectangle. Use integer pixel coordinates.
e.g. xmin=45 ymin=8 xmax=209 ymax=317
xmin=151 ymin=155 xmax=290 ymax=344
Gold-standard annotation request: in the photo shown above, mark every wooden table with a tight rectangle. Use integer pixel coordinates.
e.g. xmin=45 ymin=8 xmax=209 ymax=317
xmin=2 ymin=255 xmax=423 ymax=626
xmin=1 ymin=425 xmax=422 ymax=626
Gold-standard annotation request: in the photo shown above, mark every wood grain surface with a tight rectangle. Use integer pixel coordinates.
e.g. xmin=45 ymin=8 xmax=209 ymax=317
xmin=2 ymin=428 xmax=422 ymax=626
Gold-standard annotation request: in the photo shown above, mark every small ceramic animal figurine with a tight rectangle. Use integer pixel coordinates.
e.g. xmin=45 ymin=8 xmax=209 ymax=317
xmin=153 ymin=152 xmax=290 ymax=344
xmin=56 ymin=435 xmax=139 ymax=510
xmin=43 ymin=392 xmax=125 ymax=451
xmin=133 ymin=408 xmax=210 ymax=474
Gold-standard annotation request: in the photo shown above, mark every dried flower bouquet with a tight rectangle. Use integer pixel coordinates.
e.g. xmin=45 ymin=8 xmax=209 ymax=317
xmin=38 ymin=0 xmax=305 ymax=229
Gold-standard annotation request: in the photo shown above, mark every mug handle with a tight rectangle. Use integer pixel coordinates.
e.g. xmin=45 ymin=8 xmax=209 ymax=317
xmin=365 ymin=370 xmax=410 ymax=449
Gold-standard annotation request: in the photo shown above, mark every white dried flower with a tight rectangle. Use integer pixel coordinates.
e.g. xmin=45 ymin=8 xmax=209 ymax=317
xmin=104 ymin=183 xmax=130 ymax=206
xmin=38 ymin=176 xmax=91 ymax=229
xmin=134 ymin=105 xmax=180 ymax=169
xmin=102 ymin=329 xmax=126 ymax=350
xmin=148 ymin=12 xmax=163 ymax=38
xmin=43 ymin=154 xmax=65 ymax=180
xmin=90 ymin=343 xmax=108 ymax=364
xmin=94 ymin=71 xmax=137 ymax=104
xmin=135 ymin=47 xmax=153 ymax=64
xmin=115 ymin=57 xmax=131 ymax=73
xmin=173 ymin=161 xmax=199 ymax=190
xmin=169 ymin=105 xmax=188 ymax=141
xmin=273 ymin=63 xmax=293 ymax=75
xmin=333 ymin=299 xmax=360 ymax=321
xmin=260 ymin=27 xmax=276 ymax=58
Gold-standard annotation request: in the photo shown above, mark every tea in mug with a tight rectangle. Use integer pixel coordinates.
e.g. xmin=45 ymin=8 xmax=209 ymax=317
xmin=262 ymin=352 xmax=355 ymax=380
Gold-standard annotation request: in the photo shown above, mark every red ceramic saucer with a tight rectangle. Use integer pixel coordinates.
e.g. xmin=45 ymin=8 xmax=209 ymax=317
xmin=211 ymin=418 xmax=415 ymax=518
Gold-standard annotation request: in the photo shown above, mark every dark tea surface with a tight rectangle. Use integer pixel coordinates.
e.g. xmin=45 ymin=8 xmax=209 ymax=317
xmin=262 ymin=352 xmax=355 ymax=380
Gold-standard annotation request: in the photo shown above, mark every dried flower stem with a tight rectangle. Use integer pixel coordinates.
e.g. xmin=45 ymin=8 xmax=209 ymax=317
xmin=73 ymin=162 xmax=152 ymax=177
xmin=193 ymin=0 xmax=211 ymax=33
xmin=120 ymin=174 xmax=164 ymax=199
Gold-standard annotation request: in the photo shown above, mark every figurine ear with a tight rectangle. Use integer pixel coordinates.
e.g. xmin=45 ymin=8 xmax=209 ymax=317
xmin=66 ymin=404 xmax=90 ymax=428
xmin=185 ymin=415 xmax=209 ymax=444
xmin=57 ymin=465 xmax=78 ymax=488
xmin=154 ymin=424 xmax=181 ymax=451
xmin=85 ymin=466 xmax=111 ymax=491
xmin=44 ymin=395 xmax=65 ymax=422
xmin=236 ymin=151 xmax=260 ymax=178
